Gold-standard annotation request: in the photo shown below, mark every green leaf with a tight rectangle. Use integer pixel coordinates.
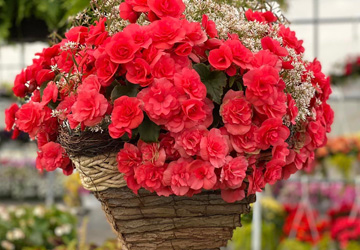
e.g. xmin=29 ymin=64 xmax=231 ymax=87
xmin=110 ymin=83 xmax=139 ymax=102
xmin=138 ymin=114 xmax=160 ymax=143
xmin=229 ymin=76 xmax=236 ymax=88
xmin=39 ymin=81 xmax=49 ymax=98
xmin=193 ymin=63 xmax=227 ymax=104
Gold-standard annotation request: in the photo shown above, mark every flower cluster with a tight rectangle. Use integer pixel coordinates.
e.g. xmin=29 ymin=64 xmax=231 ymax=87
xmin=331 ymin=55 xmax=360 ymax=85
xmin=0 ymin=205 xmax=77 ymax=250
xmin=5 ymin=0 xmax=333 ymax=202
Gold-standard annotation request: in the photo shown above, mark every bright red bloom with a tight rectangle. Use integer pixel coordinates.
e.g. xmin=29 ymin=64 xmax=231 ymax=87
xmin=123 ymin=23 xmax=152 ymax=49
xmin=245 ymin=9 xmax=277 ymax=23
xmin=183 ymin=20 xmax=207 ymax=46
xmin=200 ymin=128 xmax=230 ymax=168
xmin=150 ymin=17 xmax=186 ymax=49
xmin=264 ymin=159 xmax=285 ymax=184
xmin=174 ymin=126 xmax=208 ymax=157
xmin=138 ymin=78 xmax=182 ymax=126
xmin=187 ymin=159 xmax=217 ymax=190
xmin=86 ymin=18 xmax=108 ymax=46
xmin=65 ymin=26 xmax=88 ymax=44
xmin=159 ymin=133 xmax=180 ymax=161
xmin=5 ymin=104 xmax=19 ymax=132
xmin=306 ymin=121 xmax=327 ymax=150
xmin=261 ymin=37 xmax=289 ymax=57
xmin=15 ymin=101 xmax=45 ymax=139
xmin=119 ymin=2 xmax=141 ymax=23
xmin=287 ymin=94 xmax=298 ymax=124
xmin=243 ymin=65 xmax=280 ymax=106
xmin=36 ymin=69 xmax=55 ymax=87
xmin=109 ymin=96 xmax=144 ymax=139
xmin=220 ymin=156 xmax=248 ymax=189
xmin=37 ymin=142 xmax=70 ymax=172
xmin=95 ymin=53 xmax=119 ymax=86
xmin=230 ymin=125 xmax=260 ymax=154
xmin=70 ymin=89 xmax=108 ymax=128
xmin=247 ymin=165 xmax=265 ymax=195
xmin=117 ymin=143 xmax=142 ymax=175
xmin=78 ymin=75 xmax=101 ymax=93
xmin=13 ymin=70 xmax=28 ymax=97
xmin=126 ymin=58 xmax=153 ymax=86
xmin=221 ymin=188 xmax=245 ymax=203
xmin=208 ymin=44 xmax=233 ymax=70
xmin=255 ymin=118 xmax=290 ymax=150
xmin=151 ymin=53 xmax=176 ymax=79
xmin=201 ymin=15 xmax=217 ymax=38
xmin=138 ymin=140 xmax=166 ymax=167
xmin=148 ymin=0 xmax=185 ymax=18
xmin=220 ymin=90 xmax=252 ymax=135
xmin=163 ymin=158 xmax=191 ymax=195
xmin=251 ymin=50 xmax=282 ymax=70
xmin=174 ymin=68 xmax=207 ymax=100
xmin=134 ymin=162 xmax=167 ymax=192
xmin=105 ymin=32 xmax=140 ymax=64
xmin=225 ymin=39 xmax=253 ymax=69
xmin=181 ymin=99 xmax=207 ymax=122
xmin=41 ymin=81 xmax=58 ymax=105
xmin=278 ymin=25 xmax=304 ymax=54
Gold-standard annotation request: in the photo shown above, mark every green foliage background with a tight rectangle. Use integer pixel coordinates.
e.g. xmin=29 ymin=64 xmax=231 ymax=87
xmin=0 ymin=0 xmax=89 ymax=41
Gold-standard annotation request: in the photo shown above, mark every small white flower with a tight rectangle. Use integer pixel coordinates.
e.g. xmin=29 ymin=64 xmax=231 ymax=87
xmin=54 ymin=224 xmax=72 ymax=237
xmin=6 ymin=231 xmax=14 ymax=241
xmin=34 ymin=206 xmax=45 ymax=218
xmin=15 ymin=208 xmax=25 ymax=218
xmin=1 ymin=240 xmax=15 ymax=250
xmin=12 ymin=228 xmax=25 ymax=240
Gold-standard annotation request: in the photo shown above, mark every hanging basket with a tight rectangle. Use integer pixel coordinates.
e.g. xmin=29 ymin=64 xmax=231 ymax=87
xmin=59 ymin=129 xmax=256 ymax=250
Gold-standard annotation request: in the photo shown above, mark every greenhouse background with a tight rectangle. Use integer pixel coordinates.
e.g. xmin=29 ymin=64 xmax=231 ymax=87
xmin=1 ymin=0 xmax=360 ymax=249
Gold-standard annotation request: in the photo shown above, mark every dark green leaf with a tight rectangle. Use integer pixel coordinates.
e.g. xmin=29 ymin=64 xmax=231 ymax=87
xmin=39 ymin=81 xmax=49 ymax=98
xmin=193 ymin=63 xmax=227 ymax=104
xmin=229 ymin=76 xmax=236 ymax=88
xmin=138 ymin=114 xmax=160 ymax=143
xmin=110 ymin=83 xmax=139 ymax=102
xmin=237 ymin=81 xmax=243 ymax=91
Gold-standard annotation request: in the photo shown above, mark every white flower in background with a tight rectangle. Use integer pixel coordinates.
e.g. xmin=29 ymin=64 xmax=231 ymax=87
xmin=7 ymin=206 xmax=16 ymax=213
xmin=14 ymin=208 xmax=25 ymax=218
xmin=0 ymin=207 xmax=10 ymax=222
xmin=6 ymin=228 xmax=25 ymax=241
xmin=56 ymin=204 xmax=68 ymax=212
xmin=1 ymin=240 xmax=14 ymax=250
xmin=34 ymin=206 xmax=45 ymax=218
xmin=12 ymin=228 xmax=25 ymax=240
xmin=55 ymin=224 xmax=72 ymax=237
xmin=6 ymin=231 xmax=13 ymax=241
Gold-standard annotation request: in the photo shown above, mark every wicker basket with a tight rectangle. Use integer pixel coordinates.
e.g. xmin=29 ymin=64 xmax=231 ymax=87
xmin=60 ymin=130 xmax=255 ymax=250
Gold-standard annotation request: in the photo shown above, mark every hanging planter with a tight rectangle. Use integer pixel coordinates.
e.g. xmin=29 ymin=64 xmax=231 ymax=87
xmin=5 ymin=0 xmax=333 ymax=249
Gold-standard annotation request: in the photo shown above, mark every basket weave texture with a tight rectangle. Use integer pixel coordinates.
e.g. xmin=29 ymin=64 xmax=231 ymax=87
xmin=70 ymin=153 xmax=255 ymax=250
xmin=60 ymin=130 xmax=255 ymax=250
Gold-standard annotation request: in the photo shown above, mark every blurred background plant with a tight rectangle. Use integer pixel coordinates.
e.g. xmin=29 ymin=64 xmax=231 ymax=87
xmin=0 ymin=205 xmax=77 ymax=250
xmin=0 ymin=0 xmax=89 ymax=42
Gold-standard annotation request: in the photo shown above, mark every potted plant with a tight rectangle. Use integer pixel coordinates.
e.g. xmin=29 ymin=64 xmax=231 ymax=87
xmin=4 ymin=0 xmax=333 ymax=249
